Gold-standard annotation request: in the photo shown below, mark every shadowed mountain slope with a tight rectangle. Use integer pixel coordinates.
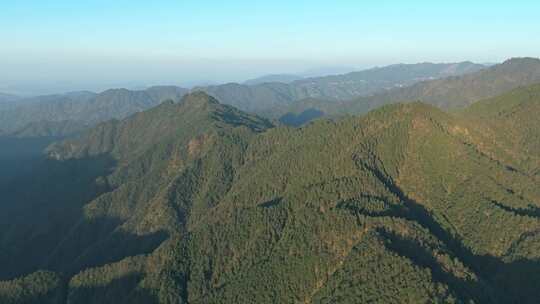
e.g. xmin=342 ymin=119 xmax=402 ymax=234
xmin=2 ymin=89 xmax=540 ymax=303
xmin=202 ymin=61 xmax=485 ymax=114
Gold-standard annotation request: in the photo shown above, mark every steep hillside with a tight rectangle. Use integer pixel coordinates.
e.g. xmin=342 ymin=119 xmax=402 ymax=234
xmin=2 ymin=90 xmax=540 ymax=303
xmin=0 ymin=271 xmax=64 ymax=304
xmin=461 ymin=84 xmax=540 ymax=174
xmin=0 ymin=92 xmax=274 ymax=299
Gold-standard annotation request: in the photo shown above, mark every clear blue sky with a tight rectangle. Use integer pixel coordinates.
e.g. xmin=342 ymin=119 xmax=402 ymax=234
xmin=1 ymin=0 xmax=539 ymax=94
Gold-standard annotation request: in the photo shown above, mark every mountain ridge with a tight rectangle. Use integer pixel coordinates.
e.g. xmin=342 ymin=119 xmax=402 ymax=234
xmin=275 ymin=57 xmax=540 ymax=125
xmin=0 ymin=61 xmax=486 ymax=134
xmin=2 ymin=88 xmax=540 ymax=303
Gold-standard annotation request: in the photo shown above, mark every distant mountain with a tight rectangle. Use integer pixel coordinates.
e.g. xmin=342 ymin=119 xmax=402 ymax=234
xmin=244 ymin=74 xmax=304 ymax=85
xmin=0 ymin=61 xmax=486 ymax=134
xmin=300 ymin=66 xmax=357 ymax=77
xmin=2 ymin=89 xmax=540 ymax=303
xmin=63 ymin=91 xmax=98 ymax=102
xmin=201 ymin=61 xmax=485 ymax=114
xmin=144 ymin=86 xmax=188 ymax=102
xmin=280 ymin=57 xmax=540 ymax=123
xmin=10 ymin=120 xmax=90 ymax=138
xmin=198 ymin=82 xmax=296 ymax=113
xmin=0 ymin=92 xmax=20 ymax=103
xmin=0 ymin=86 xmax=188 ymax=134
xmin=0 ymin=93 xmax=21 ymax=112
xmin=345 ymin=57 xmax=540 ymax=112
xmin=269 ymin=97 xmax=344 ymax=126
xmin=290 ymin=61 xmax=486 ymax=100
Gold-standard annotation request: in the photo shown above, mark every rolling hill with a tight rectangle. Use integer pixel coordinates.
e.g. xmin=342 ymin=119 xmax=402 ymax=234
xmin=1 ymin=88 xmax=540 ymax=303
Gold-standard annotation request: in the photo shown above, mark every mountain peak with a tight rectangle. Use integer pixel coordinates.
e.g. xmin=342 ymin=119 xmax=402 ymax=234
xmin=182 ymin=91 xmax=220 ymax=107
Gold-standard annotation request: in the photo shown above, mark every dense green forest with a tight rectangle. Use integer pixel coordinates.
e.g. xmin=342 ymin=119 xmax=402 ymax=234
xmin=1 ymin=87 xmax=540 ymax=303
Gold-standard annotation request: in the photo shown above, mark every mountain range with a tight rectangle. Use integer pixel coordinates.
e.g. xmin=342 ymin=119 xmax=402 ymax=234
xmin=243 ymin=74 xmax=304 ymax=85
xmin=0 ymin=86 xmax=188 ymax=136
xmin=0 ymin=92 xmax=19 ymax=102
xmin=1 ymin=84 xmax=540 ymax=302
xmin=270 ymin=57 xmax=540 ymax=124
xmin=242 ymin=61 xmax=478 ymax=86
xmin=201 ymin=61 xmax=485 ymax=113
xmin=0 ymin=61 xmax=485 ymax=136
xmin=4 ymin=59 xmax=540 ymax=136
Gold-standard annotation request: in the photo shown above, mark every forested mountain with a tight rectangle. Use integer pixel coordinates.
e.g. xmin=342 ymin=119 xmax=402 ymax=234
xmin=273 ymin=57 xmax=540 ymax=125
xmin=289 ymin=61 xmax=485 ymax=99
xmin=331 ymin=58 xmax=540 ymax=115
xmin=202 ymin=61 xmax=484 ymax=113
xmin=2 ymin=87 xmax=540 ymax=303
xmin=0 ymin=62 xmax=483 ymax=135
xmin=0 ymin=91 xmax=97 ymax=136
xmin=9 ymin=120 xmax=90 ymax=138
xmin=0 ymin=86 xmax=188 ymax=134
xmin=352 ymin=57 xmax=540 ymax=110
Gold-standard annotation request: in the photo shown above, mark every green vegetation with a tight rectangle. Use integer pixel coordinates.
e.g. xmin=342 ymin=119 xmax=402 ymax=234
xmin=1 ymin=87 xmax=540 ymax=303
xmin=0 ymin=271 xmax=64 ymax=304
xmin=360 ymin=57 xmax=540 ymax=110
xmin=0 ymin=86 xmax=188 ymax=134
xmin=0 ymin=62 xmax=484 ymax=133
xmin=204 ymin=61 xmax=484 ymax=114
xmin=285 ymin=57 xmax=540 ymax=123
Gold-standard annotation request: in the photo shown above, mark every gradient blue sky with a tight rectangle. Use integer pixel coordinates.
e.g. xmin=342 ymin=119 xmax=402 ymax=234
xmin=1 ymin=1 xmax=539 ymax=94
